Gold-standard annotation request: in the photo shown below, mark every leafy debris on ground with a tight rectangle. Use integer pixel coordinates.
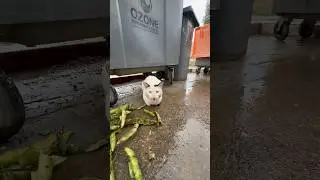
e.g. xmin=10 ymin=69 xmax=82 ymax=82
xmin=124 ymin=147 xmax=142 ymax=180
xmin=109 ymin=103 xmax=162 ymax=180
xmin=85 ymin=139 xmax=108 ymax=153
xmin=0 ymin=130 xmax=102 ymax=180
xmin=0 ymin=103 xmax=162 ymax=180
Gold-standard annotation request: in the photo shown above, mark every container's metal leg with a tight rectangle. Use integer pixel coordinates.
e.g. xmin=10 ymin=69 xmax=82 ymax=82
xmin=196 ymin=67 xmax=201 ymax=74
xmin=203 ymin=67 xmax=209 ymax=74
xmin=165 ymin=67 xmax=174 ymax=85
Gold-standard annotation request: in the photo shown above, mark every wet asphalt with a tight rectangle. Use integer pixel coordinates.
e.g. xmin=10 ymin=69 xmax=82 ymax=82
xmin=0 ymin=51 xmax=210 ymax=179
xmin=2 ymin=34 xmax=320 ymax=179
xmin=214 ymin=36 xmax=320 ymax=180
xmin=112 ymin=73 xmax=210 ymax=180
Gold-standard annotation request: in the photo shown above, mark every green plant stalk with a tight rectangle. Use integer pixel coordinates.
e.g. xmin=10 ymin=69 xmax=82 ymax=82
xmin=120 ymin=108 xmax=127 ymax=128
xmin=143 ymin=109 xmax=155 ymax=117
xmin=125 ymin=118 xmax=156 ymax=126
xmin=110 ymin=125 xmax=120 ymax=131
xmin=154 ymin=111 xmax=162 ymax=125
xmin=31 ymin=152 xmax=53 ymax=180
xmin=124 ymin=147 xmax=142 ymax=180
xmin=110 ymin=150 xmax=116 ymax=180
xmin=117 ymin=124 xmax=139 ymax=145
xmin=128 ymin=161 xmax=134 ymax=179
xmin=136 ymin=105 xmax=146 ymax=110
xmin=110 ymin=131 xmax=116 ymax=153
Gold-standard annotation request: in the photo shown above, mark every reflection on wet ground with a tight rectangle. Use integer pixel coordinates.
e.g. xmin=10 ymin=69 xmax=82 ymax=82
xmin=214 ymin=36 xmax=320 ymax=179
xmin=113 ymin=73 xmax=210 ymax=180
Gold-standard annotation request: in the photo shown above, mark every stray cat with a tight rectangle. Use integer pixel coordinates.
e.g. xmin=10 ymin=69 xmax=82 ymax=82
xmin=142 ymin=75 xmax=164 ymax=106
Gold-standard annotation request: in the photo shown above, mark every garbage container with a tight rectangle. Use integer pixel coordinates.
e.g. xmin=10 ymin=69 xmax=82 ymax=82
xmin=191 ymin=24 xmax=210 ymax=75
xmin=273 ymin=0 xmax=320 ymax=41
xmin=212 ymin=0 xmax=253 ymax=61
xmin=110 ymin=1 xmax=199 ymax=104
xmin=174 ymin=6 xmax=199 ymax=81
xmin=110 ymin=0 xmax=184 ymax=75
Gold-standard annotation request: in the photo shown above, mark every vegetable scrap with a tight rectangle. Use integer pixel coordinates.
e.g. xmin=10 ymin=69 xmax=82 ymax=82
xmin=124 ymin=147 xmax=142 ymax=180
xmin=109 ymin=103 xmax=162 ymax=180
xmin=117 ymin=124 xmax=139 ymax=145
xmin=0 ymin=103 xmax=161 ymax=180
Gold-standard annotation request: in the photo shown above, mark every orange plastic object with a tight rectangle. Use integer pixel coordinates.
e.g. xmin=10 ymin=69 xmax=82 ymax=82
xmin=191 ymin=24 xmax=210 ymax=58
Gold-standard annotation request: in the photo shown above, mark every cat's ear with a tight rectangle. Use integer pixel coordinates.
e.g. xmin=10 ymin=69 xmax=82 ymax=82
xmin=156 ymin=81 xmax=164 ymax=88
xmin=143 ymin=82 xmax=150 ymax=89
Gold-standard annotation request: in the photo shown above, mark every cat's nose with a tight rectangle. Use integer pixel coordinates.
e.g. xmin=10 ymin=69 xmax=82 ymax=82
xmin=153 ymin=98 xmax=156 ymax=101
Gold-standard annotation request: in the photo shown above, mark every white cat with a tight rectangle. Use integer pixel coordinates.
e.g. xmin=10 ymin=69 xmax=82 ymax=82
xmin=142 ymin=75 xmax=164 ymax=106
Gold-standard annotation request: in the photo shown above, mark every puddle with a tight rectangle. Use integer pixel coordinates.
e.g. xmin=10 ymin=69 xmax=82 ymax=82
xmin=155 ymin=118 xmax=210 ymax=180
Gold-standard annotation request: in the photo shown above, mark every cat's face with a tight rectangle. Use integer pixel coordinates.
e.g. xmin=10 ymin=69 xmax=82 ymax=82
xmin=142 ymin=81 xmax=163 ymax=104
xmin=145 ymin=86 xmax=163 ymax=103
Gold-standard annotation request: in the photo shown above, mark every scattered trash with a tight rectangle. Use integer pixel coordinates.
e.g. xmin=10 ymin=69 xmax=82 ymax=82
xmin=0 ymin=103 xmax=162 ymax=180
xmin=148 ymin=152 xmax=156 ymax=161
xmin=125 ymin=118 xmax=157 ymax=126
xmin=0 ymin=129 xmax=110 ymax=180
xmin=110 ymin=103 xmax=160 ymax=128
xmin=154 ymin=111 xmax=162 ymax=126
xmin=110 ymin=132 xmax=117 ymax=153
xmin=110 ymin=157 xmax=116 ymax=180
xmin=136 ymin=105 xmax=146 ymax=110
xmin=124 ymin=147 xmax=143 ymax=180
xmin=51 ymin=155 xmax=67 ymax=167
xmin=0 ymin=132 xmax=68 ymax=168
xmin=109 ymin=103 xmax=162 ymax=180
xmin=110 ymin=125 xmax=120 ymax=131
xmin=117 ymin=124 xmax=139 ymax=145
xmin=31 ymin=152 xmax=53 ymax=180
xmin=120 ymin=108 xmax=127 ymax=128
xmin=143 ymin=109 xmax=155 ymax=117
xmin=85 ymin=139 xmax=108 ymax=153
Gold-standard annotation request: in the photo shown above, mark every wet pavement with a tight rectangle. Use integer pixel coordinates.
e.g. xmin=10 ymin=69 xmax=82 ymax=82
xmin=214 ymin=36 xmax=320 ymax=179
xmin=0 ymin=50 xmax=210 ymax=179
xmin=112 ymin=73 xmax=210 ymax=180
xmin=1 ymin=57 xmax=107 ymax=180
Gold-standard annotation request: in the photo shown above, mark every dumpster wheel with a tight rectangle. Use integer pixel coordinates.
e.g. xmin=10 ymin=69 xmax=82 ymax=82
xmin=204 ymin=67 xmax=209 ymax=74
xmin=156 ymin=71 xmax=166 ymax=80
xmin=110 ymin=86 xmax=118 ymax=107
xmin=196 ymin=67 xmax=201 ymax=74
xmin=299 ymin=19 xmax=316 ymax=38
xmin=0 ymin=69 xmax=25 ymax=143
xmin=273 ymin=18 xmax=290 ymax=41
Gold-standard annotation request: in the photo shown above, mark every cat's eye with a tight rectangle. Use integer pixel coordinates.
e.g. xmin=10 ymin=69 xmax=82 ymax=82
xmin=156 ymin=91 xmax=159 ymax=93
